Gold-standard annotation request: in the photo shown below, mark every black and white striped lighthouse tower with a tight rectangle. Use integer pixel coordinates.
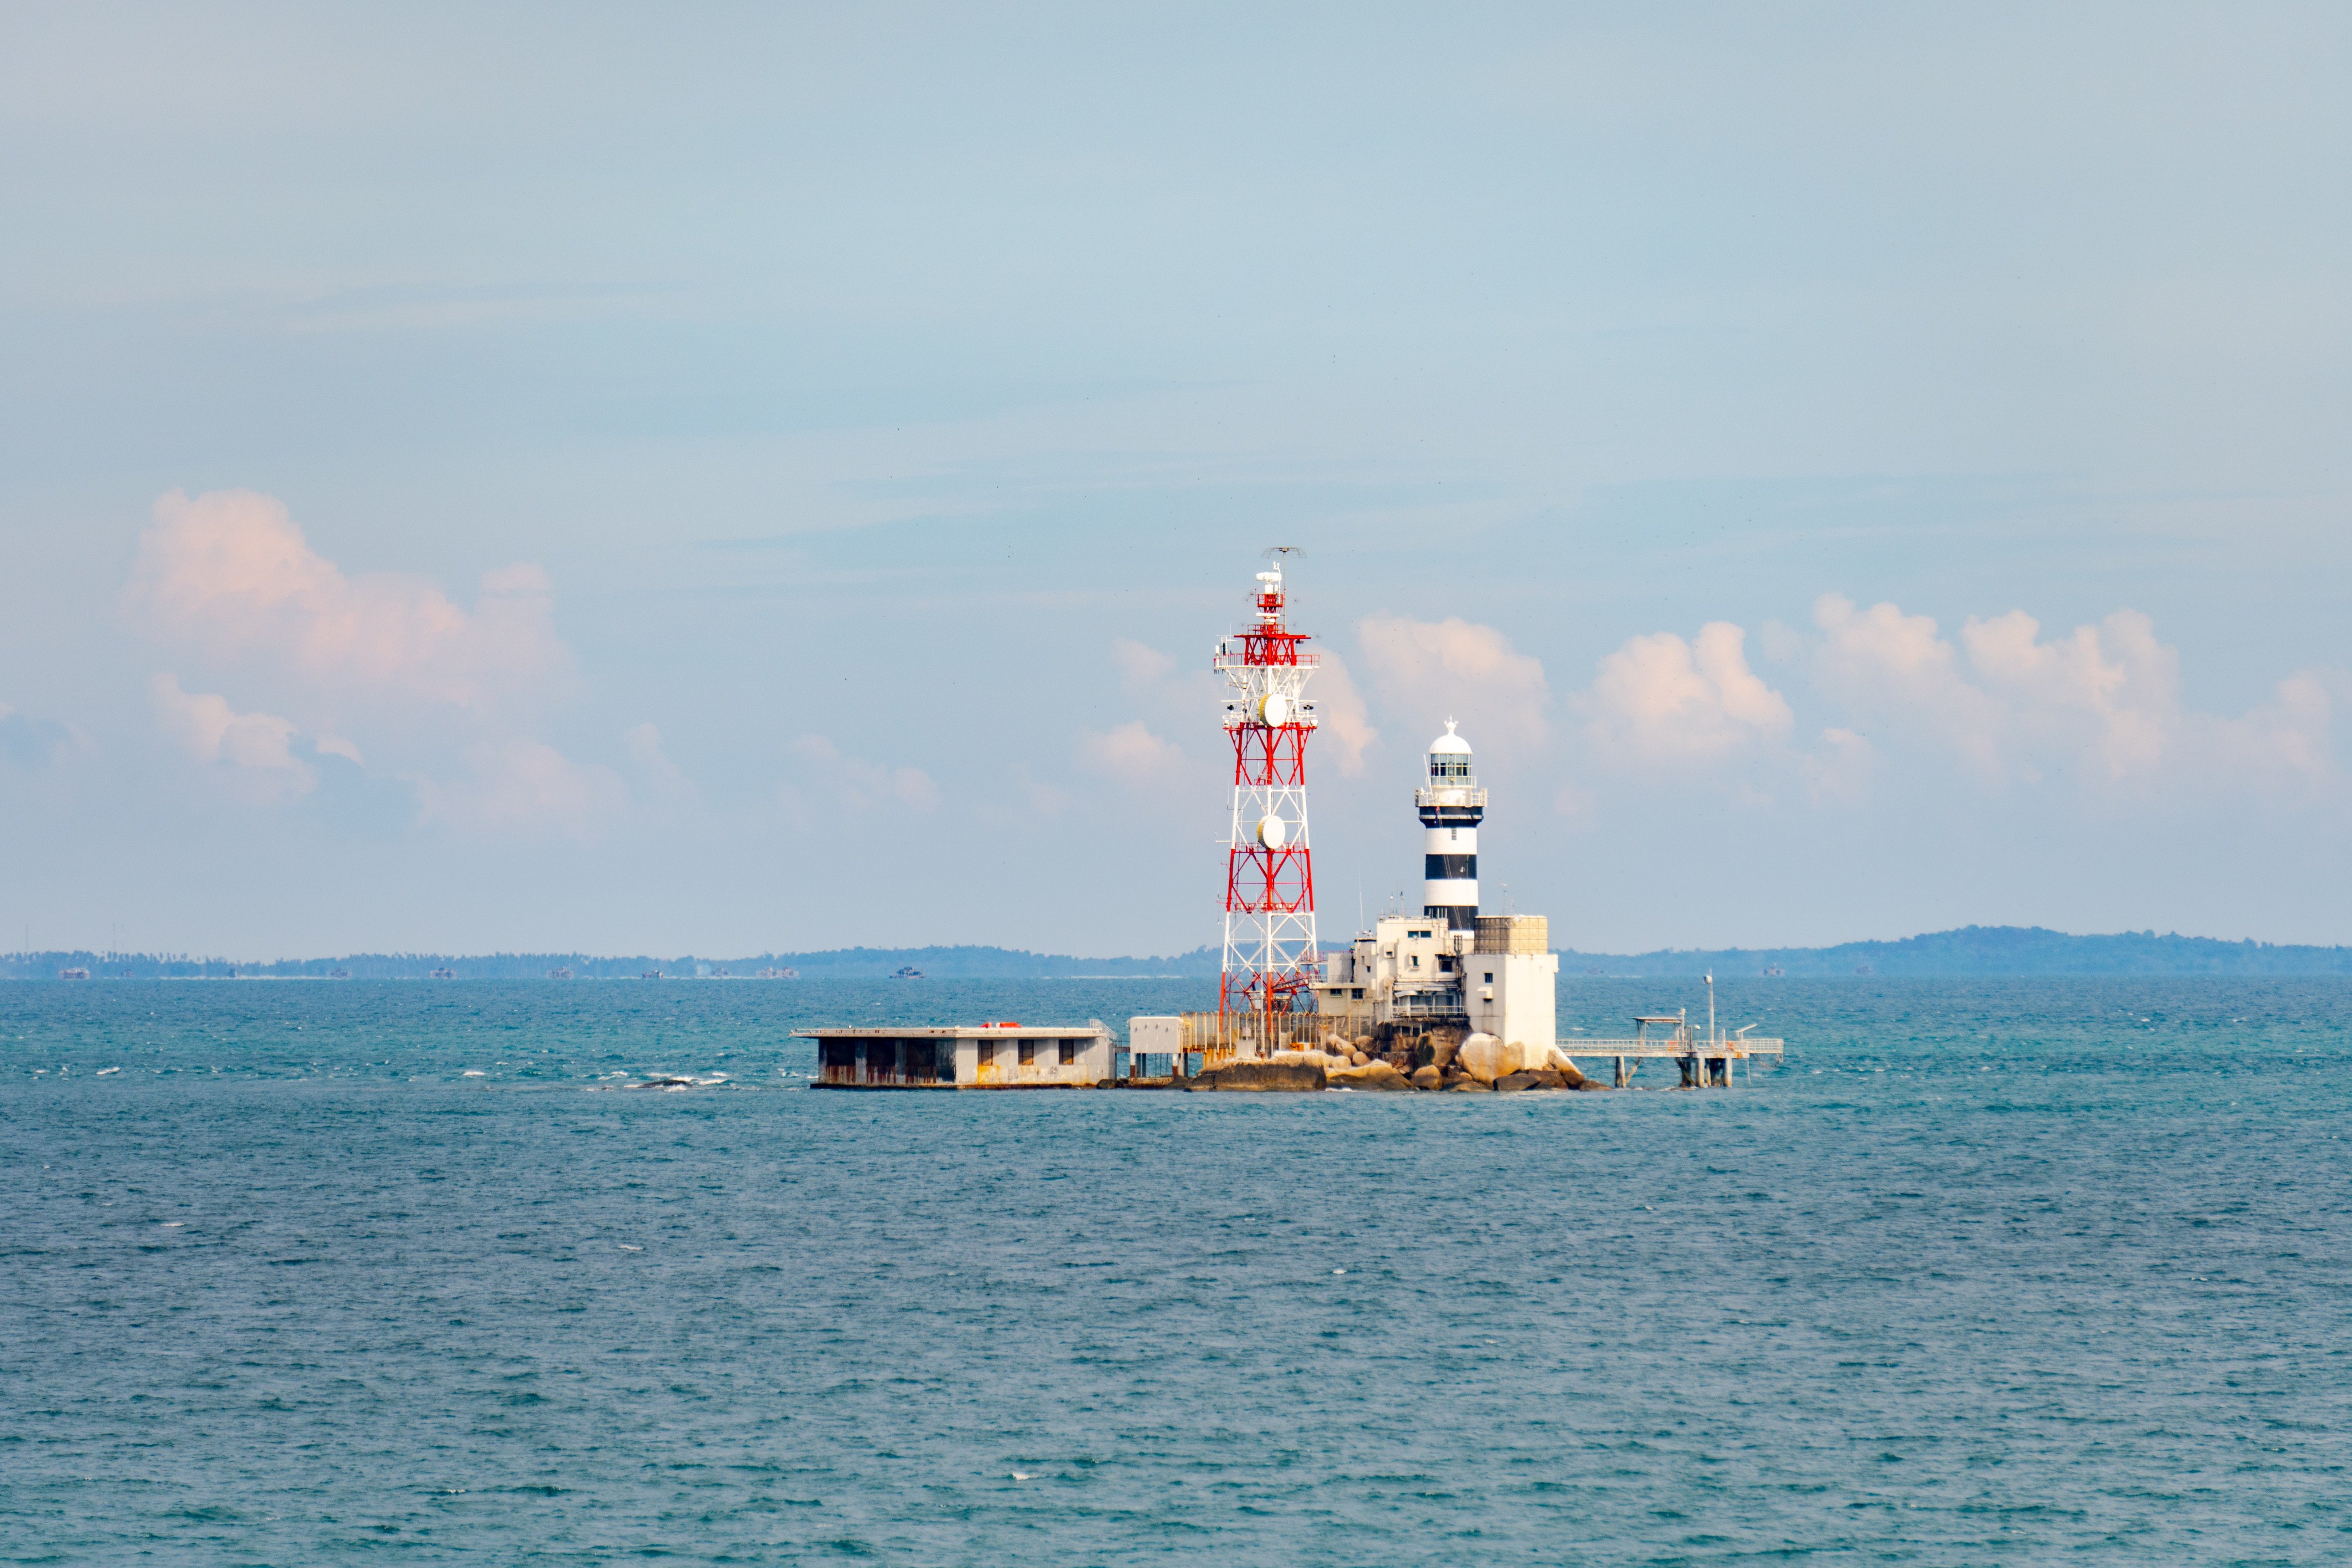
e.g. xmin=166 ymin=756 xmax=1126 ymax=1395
xmin=1416 ymin=721 xmax=1485 ymax=930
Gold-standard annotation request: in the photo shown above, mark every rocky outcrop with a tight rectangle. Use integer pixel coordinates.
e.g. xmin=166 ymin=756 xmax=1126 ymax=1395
xmin=1451 ymin=1037 xmax=1582 ymax=1084
xmin=1328 ymin=1061 xmax=1413 ymax=1092
xmin=1152 ymin=1034 xmax=1600 ymax=1096
xmin=1455 ymin=1033 xmax=1507 ymax=1083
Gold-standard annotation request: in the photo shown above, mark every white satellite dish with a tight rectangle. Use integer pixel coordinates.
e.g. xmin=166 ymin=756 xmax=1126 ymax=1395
xmin=1256 ymin=814 xmax=1288 ymax=849
xmin=1258 ymin=691 xmax=1291 ymax=727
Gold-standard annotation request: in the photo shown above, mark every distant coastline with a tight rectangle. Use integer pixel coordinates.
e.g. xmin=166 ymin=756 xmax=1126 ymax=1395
xmin=0 ymin=944 xmax=1221 ymax=982
xmin=1559 ymin=925 xmax=2352 ymax=978
xmin=7 ymin=926 xmax=2352 ymax=980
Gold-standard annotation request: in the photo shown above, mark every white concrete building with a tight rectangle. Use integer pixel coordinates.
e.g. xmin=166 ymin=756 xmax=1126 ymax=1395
xmin=799 ymin=1024 xmax=1114 ymax=1088
xmin=1462 ymin=917 xmax=1559 ymax=1053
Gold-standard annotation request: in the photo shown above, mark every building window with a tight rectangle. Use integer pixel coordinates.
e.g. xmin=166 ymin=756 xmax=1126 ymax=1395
xmin=1351 ymin=988 xmax=1363 ymax=999
xmin=1019 ymin=1041 xmax=1036 ymax=1067
xmin=1059 ymin=1040 xmax=1077 ymax=1065
xmin=1409 ymin=955 xmax=1420 ymax=968
xmin=1484 ymin=971 xmax=1494 ymax=983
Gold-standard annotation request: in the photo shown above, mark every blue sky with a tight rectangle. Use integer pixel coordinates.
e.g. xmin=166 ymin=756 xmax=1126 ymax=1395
xmin=3 ymin=3 xmax=2349 ymax=957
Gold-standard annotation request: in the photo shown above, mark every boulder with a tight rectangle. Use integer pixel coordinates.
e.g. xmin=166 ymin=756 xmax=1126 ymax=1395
xmin=1495 ymin=1069 xmax=1566 ymax=1092
xmin=1408 ymin=1064 xmax=1443 ymax=1091
xmin=1455 ymin=1033 xmax=1507 ymax=1083
xmin=1353 ymin=1034 xmax=1374 ymax=1052
xmin=1329 ymin=1061 xmax=1413 ymax=1092
xmin=1445 ymin=1076 xmax=1493 ymax=1092
xmin=1191 ymin=1061 xmax=1326 ymax=1092
xmin=1430 ymin=1035 xmax=1459 ymax=1070
xmin=1541 ymin=1046 xmax=1588 ymax=1088
xmin=1349 ymin=1051 xmax=1371 ymax=1067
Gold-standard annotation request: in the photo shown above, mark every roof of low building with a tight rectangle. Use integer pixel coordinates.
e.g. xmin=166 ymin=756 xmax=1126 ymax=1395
xmin=790 ymin=1024 xmax=1106 ymax=1038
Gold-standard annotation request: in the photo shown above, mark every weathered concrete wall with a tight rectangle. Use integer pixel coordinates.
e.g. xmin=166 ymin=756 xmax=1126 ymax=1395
xmin=960 ymin=1032 xmax=1112 ymax=1087
xmin=1188 ymin=1060 xmax=1327 ymax=1092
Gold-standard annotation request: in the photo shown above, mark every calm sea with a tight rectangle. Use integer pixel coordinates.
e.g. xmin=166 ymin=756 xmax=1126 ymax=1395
xmin=3 ymin=978 xmax=2348 ymax=1564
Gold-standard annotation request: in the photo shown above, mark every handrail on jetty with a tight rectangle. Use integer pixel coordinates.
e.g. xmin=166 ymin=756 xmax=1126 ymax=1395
xmin=1563 ymin=1011 xmax=1784 ymax=1088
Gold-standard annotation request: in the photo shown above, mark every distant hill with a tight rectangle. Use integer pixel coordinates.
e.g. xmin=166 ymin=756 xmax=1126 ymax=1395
xmin=9 ymin=927 xmax=2351 ymax=980
xmin=0 ymin=944 xmax=1222 ymax=981
xmin=1560 ymin=925 xmax=2352 ymax=977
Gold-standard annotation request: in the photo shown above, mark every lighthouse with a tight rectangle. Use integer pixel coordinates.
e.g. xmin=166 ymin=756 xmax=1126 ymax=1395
xmin=1418 ymin=721 xmax=1484 ymax=931
xmin=1313 ymin=715 xmax=1557 ymax=1057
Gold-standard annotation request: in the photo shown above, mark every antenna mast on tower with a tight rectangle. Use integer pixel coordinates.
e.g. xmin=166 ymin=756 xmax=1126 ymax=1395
xmin=1214 ymin=550 xmax=1320 ymax=1021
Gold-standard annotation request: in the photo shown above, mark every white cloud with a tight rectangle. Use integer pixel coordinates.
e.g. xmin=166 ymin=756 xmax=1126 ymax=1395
xmin=1356 ymin=615 xmax=1550 ymax=750
xmin=789 ymin=734 xmax=940 ymax=812
xmin=1961 ymin=608 xmax=2177 ymax=780
xmin=415 ymin=739 xmax=629 ymax=840
xmin=1812 ymin=594 xmax=2009 ymax=779
xmin=1013 ymin=767 xmax=1071 ymax=817
xmin=1080 ymin=720 xmax=1184 ymax=786
xmin=126 ymin=488 xmax=567 ymax=713
xmin=121 ymin=487 xmax=623 ymax=833
xmin=149 ymin=672 xmax=314 ymax=798
xmin=1308 ymin=651 xmax=1378 ymax=776
xmin=623 ymin=722 xmax=699 ymax=808
xmin=1111 ymin=638 xmax=1175 ymax=685
xmin=1801 ymin=727 xmax=1880 ymax=805
xmin=1804 ymin=592 xmax=2340 ymax=805
xmin=2198 ymin=670 xmax=2336 ymax=804
xmin=1581 ymin=621 xmax=1792 ymax=763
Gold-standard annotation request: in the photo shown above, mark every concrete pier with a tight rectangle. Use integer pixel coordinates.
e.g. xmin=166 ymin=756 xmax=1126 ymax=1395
xmin=1561 ymin=1015 xmax=1785 ymax=1089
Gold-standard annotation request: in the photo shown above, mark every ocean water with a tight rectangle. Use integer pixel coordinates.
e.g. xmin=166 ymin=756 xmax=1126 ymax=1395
xmin=3 ymin=976 xmax=2349 ymax=1564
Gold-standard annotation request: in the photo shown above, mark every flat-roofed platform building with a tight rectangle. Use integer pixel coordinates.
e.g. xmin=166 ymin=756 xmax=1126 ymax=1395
xmin=795 ymin=1025 xmax=1114 ymax=1089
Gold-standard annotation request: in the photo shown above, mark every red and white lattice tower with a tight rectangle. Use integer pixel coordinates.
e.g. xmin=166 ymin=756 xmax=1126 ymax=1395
xmin=1214 ymin=551 xmax=1319 ymax=1020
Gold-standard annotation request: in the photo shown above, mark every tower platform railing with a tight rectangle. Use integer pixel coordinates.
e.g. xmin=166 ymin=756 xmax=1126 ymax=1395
xmin=1179 ymin=1009 xmax=1331 ymax=1067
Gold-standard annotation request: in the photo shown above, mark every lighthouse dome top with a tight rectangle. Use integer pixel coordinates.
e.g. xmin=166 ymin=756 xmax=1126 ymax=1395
xmin=1427 ymin=720 xmax=1473 ymax=755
